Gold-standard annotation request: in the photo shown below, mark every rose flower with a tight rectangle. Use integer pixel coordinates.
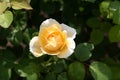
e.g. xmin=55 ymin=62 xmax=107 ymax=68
xmin=29 ymin=19 xmax=76 ymax=58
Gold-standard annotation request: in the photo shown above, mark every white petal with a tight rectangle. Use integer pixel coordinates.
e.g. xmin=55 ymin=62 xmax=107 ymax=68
xmin=57 ymin=48 xmax=74 ymax=58
xmin=61 ymin=23 xmax=76 ymax=39
xmin=29 ymin=36 xmax=44 ymax=57
xmin=40 ymin=18 xmax=60 ymax=29
xmin=57 ymin=38 xmax=76 ymax=58
xmin=67 ymin=38 xmax=76 ymax=49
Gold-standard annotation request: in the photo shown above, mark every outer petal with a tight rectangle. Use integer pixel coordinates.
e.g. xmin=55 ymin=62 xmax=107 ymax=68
xmin=40 ymin=47 xmax=60 ymax=55
xmin=57 ymin=38 xmax=75 ymax=58
xmin=67 ymin=38 xmax=76 ymax=49
xmin=57 ymin=48 xmax=74 ymax=58
xmin=29 ymin=36 xmax=44 ymax=57
xmin=40 ymin=18 xmax=61 ymax=30
xmin=61 ymin=23 xmax=76 ymax=39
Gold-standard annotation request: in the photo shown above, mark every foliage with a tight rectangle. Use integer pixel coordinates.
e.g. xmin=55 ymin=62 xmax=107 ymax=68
xmin=0 ymin=0 xmax=120 ymax=80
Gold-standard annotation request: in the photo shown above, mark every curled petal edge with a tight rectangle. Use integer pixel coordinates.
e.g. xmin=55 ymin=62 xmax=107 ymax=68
xmin=29 ymin=36 xmax=44 ymax=57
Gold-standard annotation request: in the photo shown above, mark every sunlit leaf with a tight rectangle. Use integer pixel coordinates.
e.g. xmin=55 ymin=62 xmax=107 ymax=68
xmin=26 ymin=0 xmax=31 ymax=3
xmin=0 ymin=11 xmax=13 ymax=28
xmin=11 ymin=0 xmax=33 ymax=10
xmin=0 ymin=0 xmax=7 ymax=14
xmin=100 ymin=1 xmax=110 ymax=16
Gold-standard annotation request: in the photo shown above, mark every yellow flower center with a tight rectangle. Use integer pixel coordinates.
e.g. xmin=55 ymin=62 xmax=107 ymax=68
xmin=39 ymin=24 xmax=67 ymax=54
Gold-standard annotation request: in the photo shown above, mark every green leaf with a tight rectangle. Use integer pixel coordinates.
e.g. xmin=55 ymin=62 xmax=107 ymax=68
xmin=111 ymin=65 xmax=120 ymax=80
xmin=26 ymin=73 xmax=38 ymax=80
xmin=45 ymin=73 xmax=56 ymax=80
xmin=23 ymin=29 xmax=31 ymax=44
xmin=57 ymin=72 xmax=68 ymax=80
xmin=86 ymin=18 xmax=101 ymax=29
xmin=0 ymin=0 xmax=7 ymax=14
xmin=84 ymin=43 xmax=94 ymax=51
xmin=15 ymin=30 xmax=23 ymax=44
xmin=109 ymin=1 xmax=120 ymax=12
xmin=74 ymin=43 xmax=93 ymax=61
xmin=13 ymin=10 xmax=27 ymax=30
xmin=68 ymin=62 xmax=85 ymax=80
xmin=113 ymin=8 xmax=120 ymax=24
xmin=90 ymin=30 xmax=104 ymax=45
xmin=26 ymin=0 xmax=31 ymax=3
xmin=0 ymin=11 xmax=13 ymax=28
xmin=100 ymin=1 xmax=110 ymax=16
xmin=89 ymin=61 xmax=112 ymax=80
xmin=11 ymin=0 xmax=33 ymax=10
xmin=0 ymin=50 xmax=16 ymax=68
xmin=108 ymin=1 xmax=120 ymax=19
xmin=100 ymin=22 xmax=111 ymax=32
xmin=0 ymin=66 xmax=11 ymax=80
xmin=108 ymin=25 xmax=120 ymax=42
xmin=103 ymin=58 xmax=120 ymax=80
xmin=52 ymin=59 xmax=67 ymax=73
xmin=16 ymin=62 xmax=38 ymax=77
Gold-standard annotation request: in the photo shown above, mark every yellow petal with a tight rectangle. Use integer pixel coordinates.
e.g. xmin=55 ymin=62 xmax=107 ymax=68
xmin=38 ymin=20 xmax=67 ymax=55
xmin=29 ymin=36 xmax=43 ymax=57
